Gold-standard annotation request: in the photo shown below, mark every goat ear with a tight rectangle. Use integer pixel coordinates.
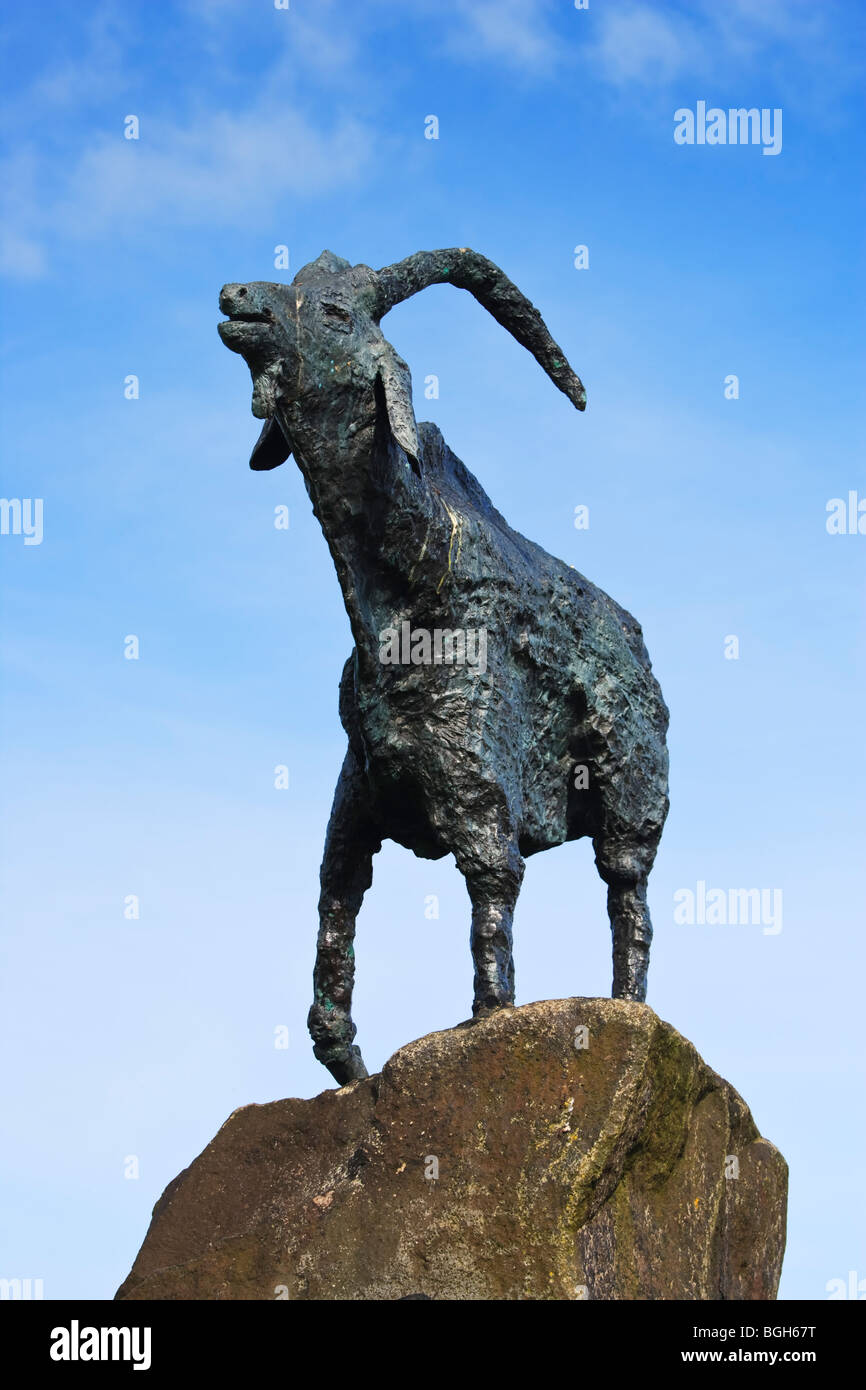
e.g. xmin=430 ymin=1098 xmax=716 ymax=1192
xmin=249 ymin=416 xmax=291 ymax=471
xmin=376 ymin=346 xmax=421 ymax=475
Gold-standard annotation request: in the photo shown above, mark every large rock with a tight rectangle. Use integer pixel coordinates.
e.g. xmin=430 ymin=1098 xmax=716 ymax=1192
xmin=116 ymin=1000 xmax=787 ymax=1301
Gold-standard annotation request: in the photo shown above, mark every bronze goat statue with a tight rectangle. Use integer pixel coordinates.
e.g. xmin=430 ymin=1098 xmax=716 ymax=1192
xmin=219 ymin=248 xmax=669 ymax=1084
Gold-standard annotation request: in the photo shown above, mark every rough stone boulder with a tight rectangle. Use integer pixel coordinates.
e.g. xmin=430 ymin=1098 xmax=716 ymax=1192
xmin=116 ymin=1000 xmax=787 ymax=1300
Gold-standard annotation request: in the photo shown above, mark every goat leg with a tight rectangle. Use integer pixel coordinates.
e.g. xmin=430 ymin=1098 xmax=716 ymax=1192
xmin=307 ymin=746 xmax=380 ymax=1085
xmin=458 ymin=826 xmax=525 ymax=1015
xmin=594 ymin=833 xmax=659 ymax=1003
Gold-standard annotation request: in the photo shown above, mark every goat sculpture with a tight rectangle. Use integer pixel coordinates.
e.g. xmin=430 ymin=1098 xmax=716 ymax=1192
xmin=219 ymin=248 xmax=669 ymax=1085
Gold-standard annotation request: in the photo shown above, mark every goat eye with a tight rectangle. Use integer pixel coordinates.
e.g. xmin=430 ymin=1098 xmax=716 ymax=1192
xmin=321 ymin=301 xmax=353 ymax=331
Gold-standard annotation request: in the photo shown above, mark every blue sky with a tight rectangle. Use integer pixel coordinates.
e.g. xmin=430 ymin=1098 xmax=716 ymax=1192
xmin=1 ymin=0 xmax=864 ymax=1302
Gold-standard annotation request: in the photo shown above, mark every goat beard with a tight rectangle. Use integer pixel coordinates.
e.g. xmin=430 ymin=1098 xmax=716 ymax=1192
xmin=250 ymin=356 xmax=289 ymax=420
xmin=249 ymin=415 xmax=291 ymax=471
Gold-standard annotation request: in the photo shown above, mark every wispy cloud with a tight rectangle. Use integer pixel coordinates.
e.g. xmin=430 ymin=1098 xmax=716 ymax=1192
xmin=588 ymin=4 xmax=700 ymax=86
xmin=1 ymin=105 xmax=371 ymax=278
xmin=585 ymin=0 xmax=861 ymax=89
xmin=57 ymin=107 xmax=371 ymax=234
xmin=0 ymin=231 xmax=46 ymax=280
xmin=446 ymin=0 xmax=560 ymax=73
xmin=0 ymin=148 xmax=48 ymax=279
xmin=0 ymin=1 xmax=380 ymax=280
xmin=181 ymin=0 xmax=361 ymax=75
xmin=438 ymin=0 xmax=862 ymax=92
xmin=26 ymin=9 xmax=128 ymax=111
xmin=1 ymin=33 xmax=374 ymax=281
xmin=2 ymin=0 xmax=862 ymax=281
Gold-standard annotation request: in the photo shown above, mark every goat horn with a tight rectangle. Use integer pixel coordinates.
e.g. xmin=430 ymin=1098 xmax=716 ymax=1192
xmin=373 ymin=248 xmax=586 ymax=411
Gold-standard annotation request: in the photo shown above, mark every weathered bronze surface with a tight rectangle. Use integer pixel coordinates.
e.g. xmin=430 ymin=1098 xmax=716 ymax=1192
xmin=219 ymin=249 xmax=669 ymax=1085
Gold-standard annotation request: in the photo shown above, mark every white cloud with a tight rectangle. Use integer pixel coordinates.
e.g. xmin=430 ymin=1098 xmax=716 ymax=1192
xmin=28 ymin=14 xmax=127 ymax=110
xmin=55 ymin=106 xmax=372 ymax=235
xmin=1 ymin=98 xmax=373 ymax=278
xmin=1 ymin=0 xmax=860 ymax=281
xmin=408 ymin=0 xmax=855 ymax=90
xmin=0 ymin=2 xmax=381 ymax=279
xmin=447 ymin=0 xmax=560 ymax=72
xmin=0 ymin=232 xmax=46 ymax=280
xmin=589 ymin=4 xmax=700 ymax=86
xmin=0 ymin=147 xmax=50 ymax=280
xmin=181 ymin=0 xmax=360 ymax=76
xmin=585 ymin=0 xmax=858 ymax=89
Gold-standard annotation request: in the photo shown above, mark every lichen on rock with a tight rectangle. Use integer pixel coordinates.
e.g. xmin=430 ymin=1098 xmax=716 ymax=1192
xmin=116 ymin=999 xmax=786 ymax=1301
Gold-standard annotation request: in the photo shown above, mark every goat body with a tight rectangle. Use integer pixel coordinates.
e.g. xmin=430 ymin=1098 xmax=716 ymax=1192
xmin=348 ymin=421 xmax=666 ymax=861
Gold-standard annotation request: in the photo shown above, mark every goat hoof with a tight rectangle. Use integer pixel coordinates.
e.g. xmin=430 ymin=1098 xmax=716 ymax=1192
xmin=326 ymin=1046 xmax=369 ymax=1087
xmin=612 ymin=986 xmax=647 ymax=1004
xmin=471 ymin=1000 xmax=513 ymax=1021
